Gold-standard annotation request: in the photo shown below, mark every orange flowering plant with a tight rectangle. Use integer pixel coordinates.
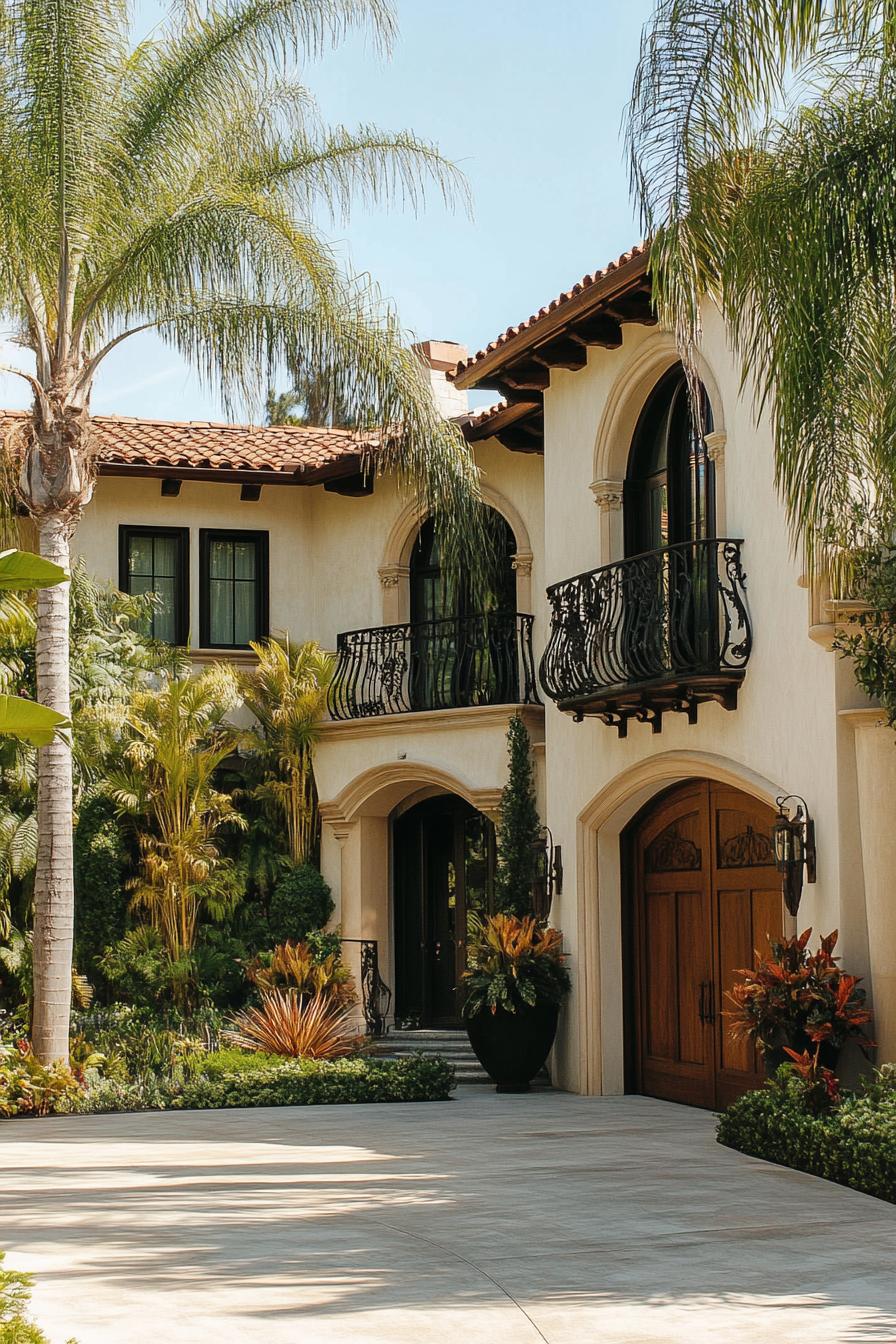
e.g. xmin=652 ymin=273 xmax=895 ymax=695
xmin=462 ymin=914 xmax=571 ymax=1017
xmin=725 ymin=928 xmax=874 ymax=1056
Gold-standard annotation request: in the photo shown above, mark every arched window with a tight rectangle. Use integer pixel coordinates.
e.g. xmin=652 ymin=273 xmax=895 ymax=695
xmin=409 ymin=511 xmax=516 ymax=625
xmin=625 ymin=367 xmax=715 ymax=556
xmin=407 ymin=510 xmax=519 ymax=710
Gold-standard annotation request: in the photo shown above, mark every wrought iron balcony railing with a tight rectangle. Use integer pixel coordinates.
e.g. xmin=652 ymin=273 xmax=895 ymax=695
xmin=328 ymin=611 xmax=539 ymax=720
xmin=539 ymin=539 xmax=751 ymax=735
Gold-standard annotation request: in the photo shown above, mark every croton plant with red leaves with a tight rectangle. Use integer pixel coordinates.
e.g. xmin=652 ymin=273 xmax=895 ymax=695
xmin=725 ymin=928 xmax=875 ymax=1056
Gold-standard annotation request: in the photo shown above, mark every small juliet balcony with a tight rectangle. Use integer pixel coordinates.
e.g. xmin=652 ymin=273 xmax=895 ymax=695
xmin=328 ymin=611 xmax=540 ymax=720
xmin=539 ymin=539 xmax=752 ymax=735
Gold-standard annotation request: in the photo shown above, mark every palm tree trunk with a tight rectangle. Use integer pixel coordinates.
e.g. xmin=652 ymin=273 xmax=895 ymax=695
xmin=30 ymin=513 xmax=74 ymax=1064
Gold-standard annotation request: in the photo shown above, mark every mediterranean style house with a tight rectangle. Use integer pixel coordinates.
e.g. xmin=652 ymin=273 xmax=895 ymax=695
xmin=41 ymin=244 xmax=896 ymax=1104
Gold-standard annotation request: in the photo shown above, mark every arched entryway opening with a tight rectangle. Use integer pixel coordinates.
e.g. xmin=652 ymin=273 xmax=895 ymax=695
xmin=393 ymin=794 xmax=496 ymax=1027
xmin=622 ymin=778 xmax=782 ymax=1109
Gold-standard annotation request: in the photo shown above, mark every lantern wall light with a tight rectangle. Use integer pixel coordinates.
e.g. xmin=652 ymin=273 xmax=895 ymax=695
xmin=772 ymin=794 xmax=816 ymax=917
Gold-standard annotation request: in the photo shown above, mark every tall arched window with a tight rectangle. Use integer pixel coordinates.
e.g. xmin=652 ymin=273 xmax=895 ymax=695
xmin=625 ymin=366 xmax=715 ymax=556
xmin=408 ymin=511 xmax=519 ymax=710
xmin=409 ymin=512 xmax=516 ymax=625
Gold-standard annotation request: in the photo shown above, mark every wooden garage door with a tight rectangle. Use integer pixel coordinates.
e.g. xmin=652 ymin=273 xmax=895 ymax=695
xmin=630 ymin=780 xmax=782 ymax=1109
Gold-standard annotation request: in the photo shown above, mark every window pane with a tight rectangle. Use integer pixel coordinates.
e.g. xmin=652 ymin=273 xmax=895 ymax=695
xmin=153 ymin=536 xmax=177 ymax=578
xmin=233 ymin=541 xmax=256 ymax=580
xmin=208 ymin=579 xmax=233 ymax=644
xmin=128 ymin=536 xmax=153 ymax=576
xmin=233 ymin=580 xmax=256 ymax=644
xmin=152 ymin=576 xmax=176 ymax=643
xmin=209 ymin=540 xmax=232 ymax=580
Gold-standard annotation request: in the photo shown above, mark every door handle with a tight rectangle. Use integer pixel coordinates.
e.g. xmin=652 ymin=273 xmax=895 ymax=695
xmin=698 ymin=980 xmax=716 ymax=1025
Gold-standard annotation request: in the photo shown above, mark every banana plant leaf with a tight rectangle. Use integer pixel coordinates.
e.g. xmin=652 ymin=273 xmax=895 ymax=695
xmin=0 ymin=549 xmax=68 ymax=590
xmin=0 ymin=694 xmax=69 ymax=745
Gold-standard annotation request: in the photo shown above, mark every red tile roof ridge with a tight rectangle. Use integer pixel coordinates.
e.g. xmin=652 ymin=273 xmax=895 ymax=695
xmin=451 ymin=242 xmax=649 ymax=381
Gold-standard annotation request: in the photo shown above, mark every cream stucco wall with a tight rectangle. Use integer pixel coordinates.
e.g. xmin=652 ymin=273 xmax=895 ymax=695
xmin=538 ymin=308 xmax=871 ymax=1094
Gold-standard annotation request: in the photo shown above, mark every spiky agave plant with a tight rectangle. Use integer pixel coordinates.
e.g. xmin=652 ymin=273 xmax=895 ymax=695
xmin=225 ymin=988 xmax=362 ymax=1058
xmin=0 ymin=0 xmax=487 ymax=1062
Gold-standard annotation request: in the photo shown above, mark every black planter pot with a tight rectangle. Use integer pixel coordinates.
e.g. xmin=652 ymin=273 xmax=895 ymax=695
xmin=763 ymin=1029 xmax=840 ymax=1078
xmin=465 ymin=1002 xmax=559 ymax=1093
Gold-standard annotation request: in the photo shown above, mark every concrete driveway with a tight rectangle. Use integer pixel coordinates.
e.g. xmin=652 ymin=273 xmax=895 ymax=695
xmin=1 ymin=1089 xmax=894 ymax=1344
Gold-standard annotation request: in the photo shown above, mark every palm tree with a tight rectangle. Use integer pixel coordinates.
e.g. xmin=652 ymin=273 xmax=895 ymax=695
xmin=265 ymin=366 xmax=360 ymax=428
xmin=108 ymin=667 xmax=246 ymax=972
xmin=238 ymin=638 xmax=333 ymax=864
xmin=627 ymin=1 xmax=896 ymax=576
xmin=0 ymin=0 xmax=487 ymax=1060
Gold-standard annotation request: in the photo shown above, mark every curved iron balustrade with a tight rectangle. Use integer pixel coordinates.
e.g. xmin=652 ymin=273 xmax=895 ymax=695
xmin=539 ymin=539 xmax=751 ymax=734
xmin=328 ymin=611 xmax=539 ymax=720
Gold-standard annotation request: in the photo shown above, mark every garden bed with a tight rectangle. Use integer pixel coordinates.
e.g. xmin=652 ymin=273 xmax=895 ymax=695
xmin=1 ymin=1047 xmax=456 ymax=1119
xmin=717 ymin=1068 xmax=896 ymax=1204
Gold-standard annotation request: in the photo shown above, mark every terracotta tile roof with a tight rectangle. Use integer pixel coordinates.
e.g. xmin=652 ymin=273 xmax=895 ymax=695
xmin=0 ymin=411 xmax=380 ymax=482
xmin=451 ymin=243 xmax=649 ymax=386
xmin=457 ymin=400 xmax=507 ymax=430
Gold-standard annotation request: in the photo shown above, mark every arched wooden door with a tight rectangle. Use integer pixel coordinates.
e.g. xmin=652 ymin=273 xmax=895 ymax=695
xmin=628 ymin=780 xmax=782 ymax=1109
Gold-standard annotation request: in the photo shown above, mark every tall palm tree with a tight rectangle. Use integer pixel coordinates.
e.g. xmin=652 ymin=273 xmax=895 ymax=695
xmin=238 ymin=638 xmax=333 ymax=865
xmin=0 ymin=0 xmax=486 ymax=1060
xmin=627 ymin=1 xmax=896 ymax=575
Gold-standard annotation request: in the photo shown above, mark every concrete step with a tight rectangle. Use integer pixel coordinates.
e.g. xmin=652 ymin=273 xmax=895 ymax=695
xmin=373 ymin=1027 xmax=492 ymax=1084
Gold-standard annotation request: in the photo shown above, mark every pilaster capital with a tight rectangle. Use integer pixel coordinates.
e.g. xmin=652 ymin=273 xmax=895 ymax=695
xmin=378 ymin=564 xmax=409 ymax=590
xmin=704 ymin=430 xmax=727 ymax=464
xmin=590 ymin=478 xmax=624 ymax=512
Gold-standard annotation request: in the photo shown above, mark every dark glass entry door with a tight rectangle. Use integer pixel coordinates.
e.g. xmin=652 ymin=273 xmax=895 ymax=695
xmin=393 ymin=796 xmax=495 ymax=1026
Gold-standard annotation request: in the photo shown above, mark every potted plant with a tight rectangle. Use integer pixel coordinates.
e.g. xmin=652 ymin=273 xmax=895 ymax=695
xmin=462 ymin=914 xmax=570 ymax=1092
xmin=725 ymin=928 xmax=874 ymax=1075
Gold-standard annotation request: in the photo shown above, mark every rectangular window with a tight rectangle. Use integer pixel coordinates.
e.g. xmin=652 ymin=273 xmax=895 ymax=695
xmin=118 ymin=527 xmax=189 ymax=645
xmin=200 ymin=529 xmax=269 ymax=648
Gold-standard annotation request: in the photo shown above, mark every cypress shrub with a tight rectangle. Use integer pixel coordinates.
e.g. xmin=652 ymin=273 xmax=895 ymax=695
xmin=494 ymin=713 xmax=541 ymax=916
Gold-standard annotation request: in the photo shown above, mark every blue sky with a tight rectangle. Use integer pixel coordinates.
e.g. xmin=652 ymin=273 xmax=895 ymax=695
xmin=0 ymin=0 xmax=654 ymax=419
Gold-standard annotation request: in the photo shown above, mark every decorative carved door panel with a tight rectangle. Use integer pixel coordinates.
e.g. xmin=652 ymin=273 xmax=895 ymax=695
xmin=630 ymin=780 xmax=782 ymax=1109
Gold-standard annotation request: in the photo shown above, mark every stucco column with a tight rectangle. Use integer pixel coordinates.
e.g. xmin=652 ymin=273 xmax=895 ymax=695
xmin=842 ymin=708 xmax=896 ymax=1063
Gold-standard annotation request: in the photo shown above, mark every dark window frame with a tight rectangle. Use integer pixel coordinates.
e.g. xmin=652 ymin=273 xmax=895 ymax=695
xmin=199 ymin=528 xmax=269 ymax=649
xmin=118 ymin=525 xmax=190 ymax=647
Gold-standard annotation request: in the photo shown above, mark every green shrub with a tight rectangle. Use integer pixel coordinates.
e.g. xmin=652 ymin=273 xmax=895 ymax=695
xmin=0 ymin=1043 xmax=82 ymax=1118
xmin=267 ymin=864 xmax=333 ymax=944
xmin=0 ymin=1248 xmax=67 ymax=1343
xmin=717 ymin=1069 xmax=896 ymax=1203
xmin=69 ymin=1052 xmax=455 ymax=1113
xmin=494 ymin=713 xmax=541 ymax=917
xmin=173 ymin=1054 xmax=455 ymax=1110
xmin=73 ymin=796 xmax=129 ymax=992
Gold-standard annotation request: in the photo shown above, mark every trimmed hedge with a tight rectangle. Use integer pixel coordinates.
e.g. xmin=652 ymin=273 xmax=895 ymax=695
xmin=73 ymin=1053 xmax=456 ymax=1115
xmin=717 ymin=1082 xmax=896 ymax=1204
xmin=174 ymin=1054 xmax=456 ymax=1110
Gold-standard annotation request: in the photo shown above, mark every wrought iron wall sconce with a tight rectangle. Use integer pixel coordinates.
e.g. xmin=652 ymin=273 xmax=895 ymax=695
xmin=532 ymin=827 xmax=563 ymax=919
xmin=773 ymin=794 xmax=817 ymax=917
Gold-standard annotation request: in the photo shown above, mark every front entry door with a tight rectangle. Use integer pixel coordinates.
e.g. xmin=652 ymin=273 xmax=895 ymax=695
xmin=393 ymin=797 xmax=495 ymax=1026
xmin=629 ymin=780 xmax=782 ymax=1109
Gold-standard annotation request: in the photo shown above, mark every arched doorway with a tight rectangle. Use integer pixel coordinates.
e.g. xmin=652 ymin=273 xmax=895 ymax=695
xmin=624 ymin=779 xmax=782 ymax=1109
xmin=408 ymin=512 xmax=519 ymax=711
xmin=624 ymin=365 xmax=716 ymax=556
xmin=393 ymin=795 xmax=496 ymax=1026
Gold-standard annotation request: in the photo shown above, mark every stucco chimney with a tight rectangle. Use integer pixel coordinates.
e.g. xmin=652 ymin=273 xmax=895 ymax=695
xmin=413 ymin=340 xmax=469 ymax=420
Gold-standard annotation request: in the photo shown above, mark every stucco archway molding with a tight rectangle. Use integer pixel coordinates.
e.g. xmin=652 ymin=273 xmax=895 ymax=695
xmin=572 ymin=750 xmax=786 ymax=1097
xmin=377 ymin=484 xmax=534 ymax=622
xmin=590 ymin=336 xmax=729 ymax=564
xmin=319 ymin=759 xmax=502 ymax=827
